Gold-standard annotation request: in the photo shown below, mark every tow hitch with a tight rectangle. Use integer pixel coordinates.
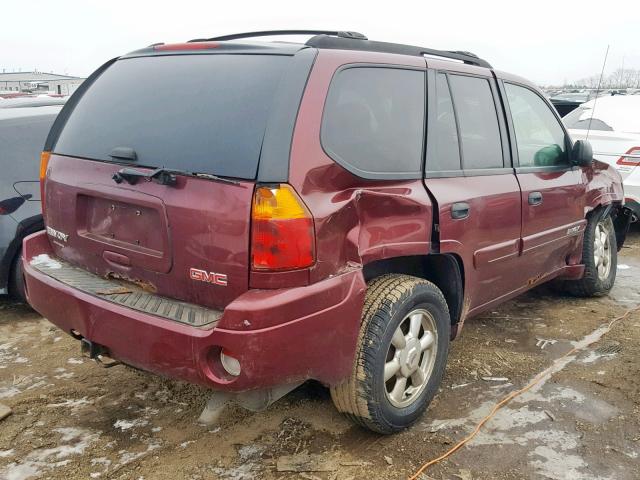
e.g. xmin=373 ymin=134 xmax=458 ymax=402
xmin=80 ymin=337 xmax=121 ymax=368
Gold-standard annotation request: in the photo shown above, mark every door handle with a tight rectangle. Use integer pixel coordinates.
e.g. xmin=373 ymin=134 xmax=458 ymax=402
xmin=528 ymin=192 xmax=543 ymax=206
xmin=451 ymin=202 xmax=470 ymax=219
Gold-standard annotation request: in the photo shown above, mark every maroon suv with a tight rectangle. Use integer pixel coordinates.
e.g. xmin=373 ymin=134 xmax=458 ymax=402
xmin=23 ymin=31 xmax=631 ymax=434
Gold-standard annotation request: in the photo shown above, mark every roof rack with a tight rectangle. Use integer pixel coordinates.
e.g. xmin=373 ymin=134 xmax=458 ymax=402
xmin=187 ymin=30 xmax=491 ymax=69
xmin=188 ymin=30 xmax=367 ymax=43
xmin=305 ymin=35 xmax=492 ymax=68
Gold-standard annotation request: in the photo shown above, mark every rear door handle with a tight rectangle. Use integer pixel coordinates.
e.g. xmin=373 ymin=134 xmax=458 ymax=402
xmin=528 ymin=192 xmax=543 ymax=206
xmin=451 ymin=202 xmax=470 ymax=219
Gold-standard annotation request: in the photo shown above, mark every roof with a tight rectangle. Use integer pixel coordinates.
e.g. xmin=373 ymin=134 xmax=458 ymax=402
xmin=0 ymin=104 xmax=63 ymax=121
xmin=131 ymin=30 xmax=491 ymax=68
xmin=123 ymin=41 xmax=305 ymax=59
xmin=0 ymin=71 xmax=84 ymax=82
xmin=0 ymin=96 xmax=68 ymax=109
xmin=569 ymin=95 xmax=640 ymax=134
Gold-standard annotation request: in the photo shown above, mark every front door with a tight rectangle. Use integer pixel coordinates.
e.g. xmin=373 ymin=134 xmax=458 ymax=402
xmin=501 ymin=82 xmax=586 ymax=282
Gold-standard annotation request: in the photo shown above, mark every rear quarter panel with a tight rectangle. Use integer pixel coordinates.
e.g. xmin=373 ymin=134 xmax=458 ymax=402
xmin=287 ymin=49 xmax=434 ymax=283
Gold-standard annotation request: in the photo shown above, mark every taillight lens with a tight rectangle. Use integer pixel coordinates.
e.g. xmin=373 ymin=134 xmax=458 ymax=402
xmin=251 ymin=184 xmax=315 ymax=271
xmin=616 ymin=147 xmax=640 ymax=167
xmin=39 ymin=151 xmax=51 ymax=213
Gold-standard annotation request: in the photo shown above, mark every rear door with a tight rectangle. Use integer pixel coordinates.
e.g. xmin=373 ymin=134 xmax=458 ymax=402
xmin=424 ymin=69 xmax=523 ymax=312
xmin=500 ymin=81 xmax=586 ymax=281
xmin=43 ymin=52 xmax=302 ymax=310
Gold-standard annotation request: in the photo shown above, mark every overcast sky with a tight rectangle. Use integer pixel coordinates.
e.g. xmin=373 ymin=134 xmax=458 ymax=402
xmin=2 ymin=0 xmax=638 ymax=85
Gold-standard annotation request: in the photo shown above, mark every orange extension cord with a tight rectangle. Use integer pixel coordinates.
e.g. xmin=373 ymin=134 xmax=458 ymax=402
xmin=408 ymin=304 xmax=640 ymax=480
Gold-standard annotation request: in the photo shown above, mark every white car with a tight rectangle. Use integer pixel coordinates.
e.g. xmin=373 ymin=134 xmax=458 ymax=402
xmin=565 ymin=95 xmax=640 ymax=220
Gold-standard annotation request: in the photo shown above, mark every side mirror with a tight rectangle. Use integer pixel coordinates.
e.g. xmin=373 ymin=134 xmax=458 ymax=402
xmin=572 ymin=140 xmax=593 ymax=167
xmin=0 ymin=195 xmax=29 ymax=215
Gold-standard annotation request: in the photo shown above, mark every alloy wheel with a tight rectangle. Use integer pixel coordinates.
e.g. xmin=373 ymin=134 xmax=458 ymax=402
xmin=384 ymin=308 xmax=438 ymax=408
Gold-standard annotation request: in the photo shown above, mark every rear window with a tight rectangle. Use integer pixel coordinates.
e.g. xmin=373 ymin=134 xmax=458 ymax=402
xmin=53 ymin=54 xmax=289 ymax=179
xmin=321 ymin=67 xmax=425 ymax=179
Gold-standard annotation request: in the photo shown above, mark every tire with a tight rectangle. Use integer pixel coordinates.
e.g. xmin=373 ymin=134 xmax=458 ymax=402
xmin=330 ymin=274 xmax=450 ymax=434
xmin=9 ymin=246 xmax=27 ymax=303
xmin=563 ymin=210 xmax=617 ymax=297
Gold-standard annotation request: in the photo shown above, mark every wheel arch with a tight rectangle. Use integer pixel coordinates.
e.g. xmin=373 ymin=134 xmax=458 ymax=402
xmin=586 ymin=201 xmax=631 ymax=251
xmin=362 ymin=254 xmax=464 ymax=335
xmin=1 ymin=213 xmax=44 ymax=295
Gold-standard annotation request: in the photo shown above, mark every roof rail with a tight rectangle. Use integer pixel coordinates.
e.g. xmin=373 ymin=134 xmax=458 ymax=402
xmin=305 ymin=35 xmax=492 ymax=68
xmin=186 ymin=30 xmax=491 ymax=68
xmin=188 ymin=30 xmax=367 ymax=43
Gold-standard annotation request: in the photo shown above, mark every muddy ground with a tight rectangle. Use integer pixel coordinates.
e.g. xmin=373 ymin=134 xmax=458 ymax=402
xmin=1 ymin=228 xmax=639 ymax=480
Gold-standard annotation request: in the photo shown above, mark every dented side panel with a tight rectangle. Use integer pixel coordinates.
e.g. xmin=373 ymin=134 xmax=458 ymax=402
xmin=288 ymin=50 xmax=433 ymax=285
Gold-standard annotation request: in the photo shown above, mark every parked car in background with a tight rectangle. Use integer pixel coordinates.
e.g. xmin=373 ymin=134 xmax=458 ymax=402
xmin=23 ymin=31 xmax=630 ymax=434
xmin=549 ymin=91 xmax=598 ymax=116
xmin=565 ymin=95 xmax=640 ymax=221
xmin=0 ymin=96 xmax=66 ymax=301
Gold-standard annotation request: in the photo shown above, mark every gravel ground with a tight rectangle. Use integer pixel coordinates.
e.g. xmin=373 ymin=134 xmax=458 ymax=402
xmin=1 ymin=227 xmax=639 ymax=480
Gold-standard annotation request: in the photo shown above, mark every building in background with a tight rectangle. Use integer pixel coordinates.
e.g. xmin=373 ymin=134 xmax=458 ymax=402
xmin=0 ymin=71 xmax=85 ymax=95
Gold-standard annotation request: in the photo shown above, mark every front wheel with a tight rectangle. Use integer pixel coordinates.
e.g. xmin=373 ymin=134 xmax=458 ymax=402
xmin=563 ymin=211 xmax=617 ymax=297
xmin=330 ymin=274 xmax=450 ymax=434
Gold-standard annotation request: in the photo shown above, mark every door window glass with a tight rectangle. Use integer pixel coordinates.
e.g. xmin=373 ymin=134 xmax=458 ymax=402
xmin=448 ymin=75 xmax=503 ymax=169
xmin=505 ymin=83 xmax=568 ymax=167
xmin=428 ymin=74 xmax=461 ymax=171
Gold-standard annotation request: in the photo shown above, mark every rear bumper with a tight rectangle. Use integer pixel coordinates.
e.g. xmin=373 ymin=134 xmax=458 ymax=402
xmin=23 ymin=231 xmax=366 ymax=392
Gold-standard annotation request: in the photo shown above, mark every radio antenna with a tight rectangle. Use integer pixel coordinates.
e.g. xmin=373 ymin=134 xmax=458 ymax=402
xmin=586 ymin=45 xmax=609 ymax=141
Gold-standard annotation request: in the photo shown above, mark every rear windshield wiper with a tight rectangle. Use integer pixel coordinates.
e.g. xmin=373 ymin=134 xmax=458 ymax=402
xmin=112 ymin=167 xmax=240 ymax=186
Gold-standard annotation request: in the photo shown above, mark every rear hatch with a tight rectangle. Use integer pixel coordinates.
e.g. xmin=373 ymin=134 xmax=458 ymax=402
xmin=43 ymin=49 xmax=298 ymax=310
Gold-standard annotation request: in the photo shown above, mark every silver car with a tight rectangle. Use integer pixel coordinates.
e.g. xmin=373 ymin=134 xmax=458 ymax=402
xmin=0 ymin=96 xmax=65 ymax=301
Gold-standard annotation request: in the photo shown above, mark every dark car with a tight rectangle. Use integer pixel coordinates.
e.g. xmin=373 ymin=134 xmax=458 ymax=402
xmin=23 ymin=31 xmax=631 ymax=434
xmin=0 ymin=97 xmax=66 ymax=301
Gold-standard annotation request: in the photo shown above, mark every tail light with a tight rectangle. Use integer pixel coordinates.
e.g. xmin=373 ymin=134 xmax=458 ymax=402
xmin=39 ymin=151 xmax=51 ymax=213
xmin=251 ymin=184 xmax=315 ymax=271
xmin=616 ymin=147 xmax=640 ymax=167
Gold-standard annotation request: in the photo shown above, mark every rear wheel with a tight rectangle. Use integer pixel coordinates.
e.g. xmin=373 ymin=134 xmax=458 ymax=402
xmin=330 ymin=274 xmax=450 ymax=434
xmin=563 ymin=210 xmax=617 ymax=297
xmin=9 ymin=246 xmax=27 ymax=303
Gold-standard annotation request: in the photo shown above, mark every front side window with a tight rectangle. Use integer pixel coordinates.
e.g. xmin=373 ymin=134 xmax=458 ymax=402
xmin=321 ymin=67 xmax=425 ymax=178
xmin=448 ymin=75 xmax=503 ymax=169
xmin=505 ymin=83 xmax=568 ymax=167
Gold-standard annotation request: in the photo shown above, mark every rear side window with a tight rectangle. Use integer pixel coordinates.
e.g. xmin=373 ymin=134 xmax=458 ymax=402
xmin=321 ymin=67 xmax=425 ymax=178
xmin=448 ymin=75 xmax=503 ymax=169
xmin=428 ymin=73 xmax=461 ymax=171
xmin=505 ymin=83 xmax=568 ymax=167
xmin=53 ymin=54 xmax=289 ymax=179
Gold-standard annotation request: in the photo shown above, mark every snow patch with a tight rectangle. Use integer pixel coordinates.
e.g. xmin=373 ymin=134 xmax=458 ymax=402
xmin=0 ymin=427 xmax=98 ymax=480
xmin=30 ymin=254 xmax=62 ymax=270
xmin=47 ymin=397 xmax=94 ymax=413
xmin=113 ymin=418 xmax=149 ymax=431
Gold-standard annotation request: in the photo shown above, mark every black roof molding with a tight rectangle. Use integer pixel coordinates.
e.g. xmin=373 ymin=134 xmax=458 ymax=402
xmin=187 ymin=30 xmax=491 ymax=68
xmin=189 ymin=30 xmax=367 ymax=43
xmin=306 ymin=35 xmax=492 ymax=68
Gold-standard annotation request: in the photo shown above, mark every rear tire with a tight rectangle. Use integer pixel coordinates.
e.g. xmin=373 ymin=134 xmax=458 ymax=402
xmin=9 ymin=247 xmax=27 ymax=303
xmin=330 ymin=274 xmax=450 ymax=434
xmin=563 ymin=210 xmax=617 ymax=297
